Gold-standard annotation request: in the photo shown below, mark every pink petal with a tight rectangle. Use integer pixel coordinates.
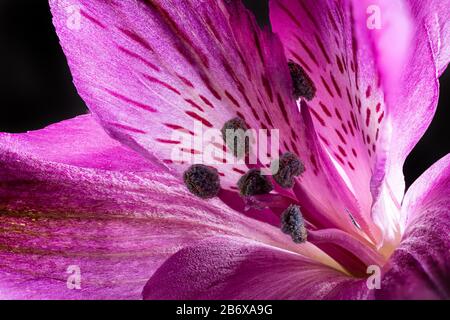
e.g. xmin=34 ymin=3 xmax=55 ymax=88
xmin=0 ymin=115 xmax=287 ymax=299
xmin=293 ymin=102 xmax=381 ymax=243
xmin=375 ymin=154 xmax=450 ymax=299
xmin=270 ymin=0 xmax=449 ymax=248
xmin=49 ymin=0 xmax=370 ymax=242
xmin=406 ymin=0 xmax=450 ymax=76
xmin=49 ymin=0 xmax=305 ymax=189
xmin=270 ymin=0 xmax=392 ymax=244
xmin=0 ymin=114 xmax=153 ymax=172
xmin=358 ymin=0 xmax=448 ymax=248
xmin=142 ymin=235 xmax=368 ymax=300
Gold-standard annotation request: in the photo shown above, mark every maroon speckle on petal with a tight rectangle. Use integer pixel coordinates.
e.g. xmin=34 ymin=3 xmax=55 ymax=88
xmin=225 ymin=91 xmax=241 ymax=109
xmin=378 ymin=111 xmax=385 ymax=123
xmin=335 ymin=129 xmax=347 ymax=145
xmin=262 ymin=75 xmax=274 ymax=102
xmin=338 ymin=145 xmax=347 ymax=157
xmin=185 ymin=99 xmax=204 ymax=112
xmin=143 ymin=74 xmax=181 ymax=95
xmin=163 ymin=123 xmax=194 ymax=136
xmin=155 ymin=138 xmax=181 ymax=145
xmin=199 ymin=95 xmax=215 ymax=109
xmin=320 ymin=101 xmax=332 ymax=117
xmin=330 ymin=72 xmax=342 ymax=98
xmin=104 ymin=88 xmax=157 ymax=113
xmin=177 ymin=74 xmax=194 ymax=88
xmin=117 ymin=45 xmax=160 ymax=71
xmin=118 ymin=27 xmax=154 ymax=52
xmin=185 ymin=111 xmax=213 ymax=128
xmin=321 ymin=76 xmax=334 ymax=98
xmin=365 ymin=108 xmax=371 ymax=127
xmin=366 ymin=85 xmax=372 ymax=98
xmin=310 ymin=108 xmax=326 ymax=126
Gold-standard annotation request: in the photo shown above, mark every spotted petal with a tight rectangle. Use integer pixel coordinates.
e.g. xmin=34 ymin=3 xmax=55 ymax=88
xmin=0 ymin=115 xmax=293 ymax=299
xmin=49 ymin=0 xmax=371 ymax=241
xmin=49 ymin=0 xmax=303 ymax=189
xmin=270 ymin=0 xmax=449 ymax=248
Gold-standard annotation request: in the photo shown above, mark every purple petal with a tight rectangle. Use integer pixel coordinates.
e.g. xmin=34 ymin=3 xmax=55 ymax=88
xmin=0 ymin=114 xmax=153 ymax=172
xmin=49 ymin=0 xmax=371 ymax=242
xmin=293 ymin=103 xmax=381 ymax=244
xmin=376 ymin=154 xmax=450 ymax=299
xmin=406 ymin=0 xmax=450 ymax=76
xmin=142 ymin=236 xmax=368 ymax=300
xmin=270 ymin=0 xmax=449 ymax=247
xmin=270 ymin=0 xmax=394 ymax=244
xmin=0 ymin=115 xmax=289 ymax=299
xmin=49 ymin=0 xmax=304 ymax=189
xmin=361 ymin=0 xmax=447 ymax=248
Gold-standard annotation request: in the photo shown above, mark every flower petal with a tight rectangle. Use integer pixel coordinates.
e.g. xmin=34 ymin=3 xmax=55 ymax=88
xmin=270 ymin=0 xmax=449 ymax=248
xmin=374 ymin=154 xmax=450 ymax=299
xmin=293 ymin=103 xmax=379 ymax=243
xmin=49 ymin=0 xmax=369 ymax=242
xmin=0 ymin=115 xmax=289 ymax=299
xmin=270 ymin=0 xmax=394 ymax=244
xmin=406 ymin=0 xmax=450 ymax=76
xmin=355 ymin=0 xmax=448 ymax=249
xmin=0 ymin=114 xmax=154 ymax=172
xmin=142 ymin=235 xmax=368 ymax=300
xmin=49 ymin=0 xmax=306 ymax=189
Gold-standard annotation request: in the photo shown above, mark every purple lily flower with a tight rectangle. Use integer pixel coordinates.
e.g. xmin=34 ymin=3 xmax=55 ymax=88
xmin=0 ymin=0 xmax=448 ymax=299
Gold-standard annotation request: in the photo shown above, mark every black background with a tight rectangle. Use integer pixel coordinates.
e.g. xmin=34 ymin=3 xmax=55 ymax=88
xmin=0 ymin=0 xmax=448 ymax=188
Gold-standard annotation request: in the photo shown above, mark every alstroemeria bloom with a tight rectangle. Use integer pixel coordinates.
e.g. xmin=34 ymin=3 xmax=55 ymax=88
xmin=0 ymin=0 xmax=448 ymax=299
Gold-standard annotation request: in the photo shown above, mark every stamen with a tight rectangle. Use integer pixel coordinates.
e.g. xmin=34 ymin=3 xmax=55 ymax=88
xmin=183 ymin=164 xmax=221 ymax=199
xmin=272 ymin=152 xmax=305 ymax=188
xmin=237 ymin=168 xmax=273 ymax=196
xmin=288 ymin=60 xmax=316 ymax=101
xmin=281 ymin=204 xmax=307 ymax=243
xmin=221 ymin=117 xmax=251 ymax=158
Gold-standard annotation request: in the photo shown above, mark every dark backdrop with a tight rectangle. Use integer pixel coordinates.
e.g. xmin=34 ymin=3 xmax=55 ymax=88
xmin=0 ymin=0 xmax=448 ymax=188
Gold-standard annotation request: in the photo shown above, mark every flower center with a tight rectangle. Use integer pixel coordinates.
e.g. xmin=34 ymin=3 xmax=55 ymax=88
xmin=281 ymin=204 xmax=307 ymax=243
xmin=272 ymin=152 xmax=305 ymax=188
xmin=237 ymin=168 xmax=273 ymax=196
xmin=221 ymin=117 xmax=251 ymax=158
xmin=183 ymin=164 xmax=221 ymax=199
xmin=288 ymin=60 xmax=316 ymax=101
